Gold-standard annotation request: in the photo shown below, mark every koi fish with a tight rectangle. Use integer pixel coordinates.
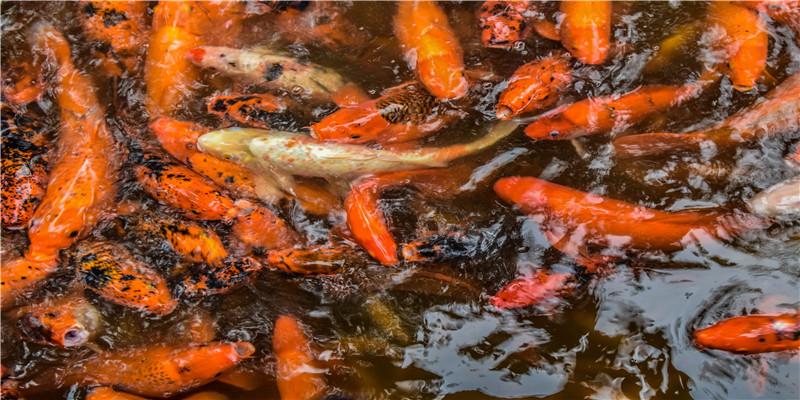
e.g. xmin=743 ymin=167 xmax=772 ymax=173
xmin=1 ymin=23 xmax=119 ymax=311
xmin=15 ymin=296 xmax=102 ymax=348
xmin=394 ymin=1 xmax=469 ymax=99
xmin=70 ymin=240 xmax=178 ymax=316
xmin=1 ymin=104 xmax=48 ymax=229
xmin=559 ymin=0 xmax=612 ymax=64
xmin=707 ymin=1 xmax=768 ymax=91
xmin=63 ymin=341 xmax=255 ymax=398
xmin=1 ymin=60 xmax=46 ymax=106
xmin=401 ymin=229 xmax=488 ymax=264
xmin=613 ymin=72 xmax=800 ymax=158
xmin=694 ymin=313 xmax=800 ymax=353
xmin=207 ymin=93 xmax=311 ymax=131
xmin=199 ymin=120 xmax=518 ymax=181
xmin=746 ymin=175 xmax=800 ymax=220
xmin=743 ymin=1 xmax=800 ymax=35
xmin=78 ymin=1 xmax=150 ymax=76
xmin=494 ymin=176 xmax=768 ymax=260
xmin=524 ymin=68 xmax=721 ymax=140
xmin=86 ymin=387 xmax=149 ymax=400
xmin=187 ymin=46 xmax=348 ymax=101
xmin=267 ymin=246 xmax=357 ymax=275
xmin=142 ymin=215 xmax=229 ymax=266
xmin=477 ymin=1 xmax=530 ymax=49
xmin=272 ymin=1 xmax=369 ymax=53
xmin=496 ymin=53 xmax=573 ymax=119
xmin=273 ymin=315 xmax=326 ymax=400
xmin=231 ymin=202 xmax=304 ymax=250
xmin=310 ymin=82 xmax=459 ymax=145
xmin=177 ymin=256 xmax=262 ymax=297
xmin=490 ymin=269 xmax=575 ymax=309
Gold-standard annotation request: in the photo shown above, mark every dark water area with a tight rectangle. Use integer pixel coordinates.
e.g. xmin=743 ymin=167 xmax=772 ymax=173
xmin=2 ymin=1 xmax=799 ymax=399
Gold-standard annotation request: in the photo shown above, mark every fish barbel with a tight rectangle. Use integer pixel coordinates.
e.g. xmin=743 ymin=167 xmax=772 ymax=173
xmin=199 ymin=120 xmax=518 ymax=180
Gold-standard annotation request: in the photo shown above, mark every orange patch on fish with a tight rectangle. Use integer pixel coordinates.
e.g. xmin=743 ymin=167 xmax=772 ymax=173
xmin=559 ymin=0 xmax=612 ymax=64
xmin=273 ymin=315 xmax=326 ymax=400
xmin=496 ymin=53 xmax=572 ymax=119
xmin=707 ymin=1 xmax=768 ymax=92
xmin=694 ymin=313 xmax=800 ymax=354
xmin=15 ymin=296 xmax=101 ymax=348
xmin=478 ymin=1 xmax=530 ymax=49
xmin=78 ymin=1 xmax=150 ymax=76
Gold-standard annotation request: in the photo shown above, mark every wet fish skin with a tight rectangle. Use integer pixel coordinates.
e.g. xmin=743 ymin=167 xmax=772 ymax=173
xmin=15 ymin=296 xmax=102 ymax=348
xmin=694 ymin=313 xmax=800 ymax=354
xmin=746 ymin=175 xmax=800 ymax=220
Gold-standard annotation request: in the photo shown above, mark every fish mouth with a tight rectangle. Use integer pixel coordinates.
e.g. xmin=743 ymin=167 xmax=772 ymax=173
xmin=59 ymin=325 xmax=90 ymax=347
xmin=234 ymin=341 xmax=256 ymax=358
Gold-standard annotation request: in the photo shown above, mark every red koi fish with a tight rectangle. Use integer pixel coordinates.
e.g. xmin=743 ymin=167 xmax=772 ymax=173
xmin=178 ymin=256 xmax=262 ymax=297
xmin=207 ymin=93 xmax=310 ymax=131
xmin=494 ymin=176 xmax=767 ymax=260
xmin=524 ymin=68 xmax=720 ymax=140
xmin=694 ymin=313 xmax=800 ymax=354
xmin=478 ymin=1 xmax=530 ymax=49
xmin=1 ymin=104 xmax=48 ymax=229
xmin=273 ymin=315 xmax=326 ymax=400
xmin=78 ymin=1 xmax=150 ymax=76
xmin=613 ymin=72 xmax=800 ymax=158
xmin=231 ymin=202 xmax=303 ymax=251
xmin=1 ymin=60 xmax=46 ymax=106
xmin=496 ymin=53 xmax=573 ymax=119
xmin=15 ymin=296 xmax=102 ymax=348
xmin=310 ymin=82 xmax=459 ymax=145
xmin=1 ymin=23 xmax=119 ymax=311
xmin=394 ymin=1 xmax=469 ymax=99
xmin=559 ymin=1 xmax=612 ymax=65
xmin=707 ymin=1 xmax=768 ymax=92
xmin=345 ymin=168 xmax=463 ymax=265
xmin=63 ymin=341 xmax=255 ymax=398
xmin=267 ymin=246 xmax=361 ymax=275
xmin=70 ymin=241 xmax=178 ymax=316
xmin=490 ymin=270 xmax=575 ymax=309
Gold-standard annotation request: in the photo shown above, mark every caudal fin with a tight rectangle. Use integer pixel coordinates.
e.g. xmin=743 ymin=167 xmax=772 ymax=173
xmin=429 ymin=120 xmax=519 ymax=163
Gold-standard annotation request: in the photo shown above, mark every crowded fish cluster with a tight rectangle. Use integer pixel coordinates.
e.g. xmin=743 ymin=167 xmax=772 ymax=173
xmin=1 ymin=1 xmax=799 ymax=399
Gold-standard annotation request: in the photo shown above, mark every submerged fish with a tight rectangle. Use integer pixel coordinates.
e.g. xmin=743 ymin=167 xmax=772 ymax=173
xmin=694 ymin=313 xmax=800 ymax=353
xmin=746 ymin=175 xmax=800 ymax=220
xmin=15 ymin=296 xmax=102 ymax=348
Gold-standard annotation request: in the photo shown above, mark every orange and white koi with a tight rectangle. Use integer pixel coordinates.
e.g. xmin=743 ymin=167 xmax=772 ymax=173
xmin=15 ymin=296 xmax=102 ymax=348
xmin=559 ymin=0 xmax=612 ymax=65
xmin=273 ymin=315 xmax=326 ymax=400
xmin=524 ymin=68 xmax=721 ymax=140
xmin=1 ymin=104 xmax=48 ymax=229
xmin=310 ymin=82 xmax=460 ymax=145
xmin=78 ymin=1 xmax=150 ymax=77
xmin=207 ymin=93 xmax=311 ymax=131
xmin=494 ymin=176 xmax=768 ymax=261
xmin=746 ymin=175 xmax=800 ymax=220
xmin=707 ymin=1 xmax=768 ymax=92
xmin=490 ymin=269 xmax=575 ymax=309
xmin=177 ymin=256 xmax=262 ymax=297
xmin=477 ymin=1 xmax=530 ymax=49
xmin=62 ymin=341 xmax=255 ymax=398
xmin=1 ymin=23 xmax=119 ymax=311
xmin=394 ymin=1 xmax=469 ymax=99
xmin=496 ymin=52 xmax=573 ymax=119
xmin=694 ymin=313 xmax=800 ymax=354
xmin=70 ymin=240 xmax=178 ymax=316
xmin=613 ymin=72 xmax=800 ymax=158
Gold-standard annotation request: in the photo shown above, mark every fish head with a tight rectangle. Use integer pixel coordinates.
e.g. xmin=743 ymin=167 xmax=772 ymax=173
xmin=310 ymin=106 xmax=384 ymax=143
xmin=16 ymin=298 xmax=101 ymax=348
xmin=523 ymin=115 xmax=577 ymax=140
xmin=173 ymin=342 xmax=255 ymax=382
xmin=198 ymin=128 xmax=269 ymax=165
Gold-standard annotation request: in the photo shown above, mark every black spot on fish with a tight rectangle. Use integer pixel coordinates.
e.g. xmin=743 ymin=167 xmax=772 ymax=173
xmin=264 ymin=63 xmax=284 ymax=82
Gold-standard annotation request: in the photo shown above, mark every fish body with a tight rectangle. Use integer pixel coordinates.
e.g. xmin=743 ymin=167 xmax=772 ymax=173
xmin=559 ymin=0 xmax=612 ymax=64
xmin=178 ymin=256 xmax=262 ymax=297
xmin=310 ymin=82 xmax=456 ymax=145
xmin=490 ymin=270 xmax=574 ymax=309
xmin=144 ymin=217 xmax=228 ymax=266
xmin=1 ymin=105 xmax=48 ymax=229
xmin=207 ymin=93 xmax=310 ymax=131
xmin=267 ymin=246 xmax=355 ymax=275
xmin=79 ymin=1 xmax=150 ymax=76
xmin=273 ymin=315 xmax=326 ymax=400
xmin=694 ymin=313 xmax=800 ymax=353
xmin=15 ymin=296 xmax=102 ymax=348
xmin=231 ymin=202 xmax=303 ymax=250
xmin=478 ymin=1 xmax=530 ymax=49
xmin=746 ymin=175 xmax=800 ymax=220
xmin=86 ymin=387 xmax=150 ymax=400
xmin=70 ymin=241 xmax=178 ymax=316
xmin=1 ymin=60 xmax=46 ymax=106
xmin=64 ymin=342 xmax=255 ymax=398
xmin=494 ymin=176 xmax=767 ymax=259
xmin=272 ymin=1 xmax=368 ymax=52
xmin=707 ymin=1 xmax=768 ymax=91
xmin=394 ymin=1 xmax=468 ymax=99
xmin=496 ymin=53 xmax=573 ymax=119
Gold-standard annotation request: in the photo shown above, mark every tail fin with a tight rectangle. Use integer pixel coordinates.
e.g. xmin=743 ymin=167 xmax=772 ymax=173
xmin=613 ymin=132 xmax=710 ymax=158
xmin=430 ymin=120 xmax=519 ymax=162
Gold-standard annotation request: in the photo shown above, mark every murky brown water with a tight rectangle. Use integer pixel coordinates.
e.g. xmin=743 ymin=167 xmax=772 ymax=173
xmin=2 ymin=1 xmax=799 ymax=399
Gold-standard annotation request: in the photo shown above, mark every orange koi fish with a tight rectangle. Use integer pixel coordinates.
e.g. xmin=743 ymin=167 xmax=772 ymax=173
xmin=559 ymin=1 xmax=612 ymax=65
xmin=490 ymin=270 xmax=575 ymax=309
xmin=144 ymin=216 xmax=228 ymax=266
xmin=494 ymin=176 xmax=767 ymax=260
xmin=401 ymin=229 xmax=486 ymax=264
xmin=496 ymin=53 xmax=573 ymax=119
xmin=524 ymin=68 xmax=721 ymax=140
xmin=177 ymin=256 xmax=262 ymax=297
xmin=15 ymin=296 xmax=102 ymax=348
xmin=267 ymin=246 xmax=358 ymax=275
xmin=207 ymin=93 xmax=310 ymax=131
xmin=133 ymin=151 xmax=239 ymax=222
xmin=310 ymin=82 xmax=459 ymax=145
xmin=394 ymin=1 xmax=469 ymax=99
xmin=273 ymin=315 xmax=326 ymax=400
xmin=231 ymin=202 xmax=303 ymax=251
xmin=477 ymin=1 xmax=530 ymax=49
xmin=272 ymin=1 xmax=369 ymax=53
xmin=743 ymin=1 xmax=800 ymax=35
xmin=1 ymin=23 xmax=119 ymax=311
xmin=1 ymin=60 xmax=46 ymax=106
xmin=694 ymin=313 xmax=800 ymax=354
xmin=86 ymin=387 xmax=149 ymax=400
xmin=70 ymin=241 xmax=178 ymax=316
xmin=345 ymin=169 xmax=463 ymax=266
xmin=78 ymin=1 xmax=150 ymax=77
xmin=613 ymin=72 xmax=800 ymax=158
xmin=63 ymin=341 xmax=255 ymax=398
xmin=707 ymin=1 xmax=768 ymax=91
xmin=1 ymin=104 xmax=48 ymax=229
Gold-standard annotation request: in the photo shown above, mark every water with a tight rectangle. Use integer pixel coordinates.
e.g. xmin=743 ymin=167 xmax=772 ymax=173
xmin=1 ymin=1 xmax=799 ymax=399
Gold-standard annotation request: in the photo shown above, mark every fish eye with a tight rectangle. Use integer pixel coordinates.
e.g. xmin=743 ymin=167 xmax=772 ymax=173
xmin=549 ymin=131 xmax=559 ymax=137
